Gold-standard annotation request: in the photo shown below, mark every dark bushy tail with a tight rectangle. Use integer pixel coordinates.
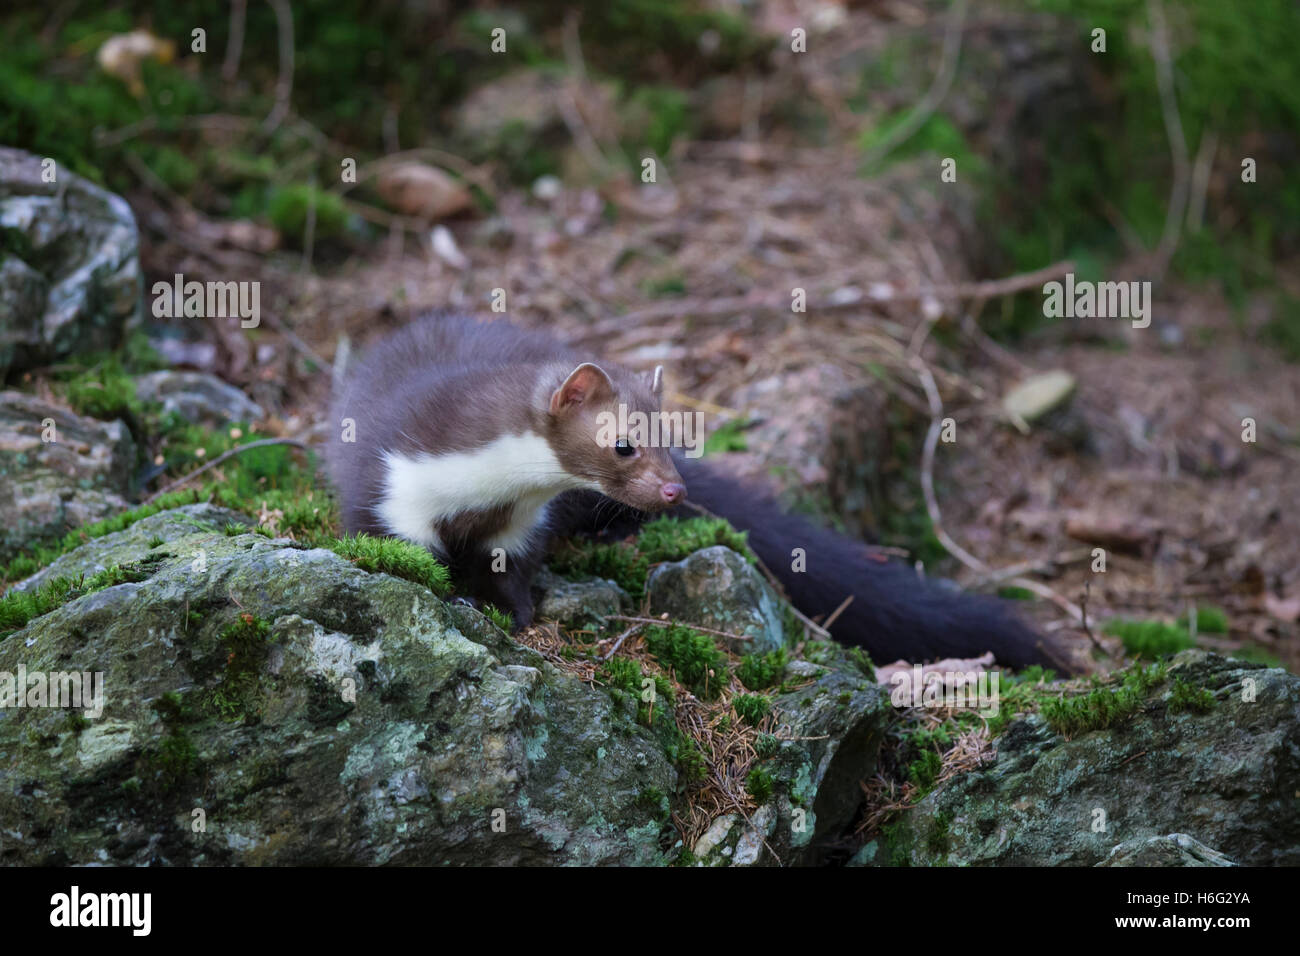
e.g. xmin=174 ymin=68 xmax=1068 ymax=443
xmin=674 ymin=458 xmax=1067 ymax=670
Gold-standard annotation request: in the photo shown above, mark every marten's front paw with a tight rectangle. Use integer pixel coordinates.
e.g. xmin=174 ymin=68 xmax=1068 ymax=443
xmin=511 ymin=602 xmax=534 ymax=631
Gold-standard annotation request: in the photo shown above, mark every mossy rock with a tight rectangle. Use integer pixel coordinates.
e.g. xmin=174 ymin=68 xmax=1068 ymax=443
xmin=0 ymin=391 xmax=137 ymax=561
xmin=646 ymin=546 xmax=789 ymax=655
xmin=877 ymin=652 xmax=1300 ymax=866
xmin=0 ymin=509 xmax=675 ymax=865
xmin=688 ymin=642 xmax=891 ymax=867
xmin=0 ymin=147 xmax=141 ymax=376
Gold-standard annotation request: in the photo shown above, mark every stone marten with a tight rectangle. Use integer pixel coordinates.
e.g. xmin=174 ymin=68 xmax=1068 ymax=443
xmin=328 ymin=312 xmax=1061 ymax=669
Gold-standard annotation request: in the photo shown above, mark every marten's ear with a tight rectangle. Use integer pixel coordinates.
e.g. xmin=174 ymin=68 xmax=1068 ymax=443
xmin=550 ymin=363 xmax=614 ymax=415
xmin=650 ymin=365 xmax=664 ymax=398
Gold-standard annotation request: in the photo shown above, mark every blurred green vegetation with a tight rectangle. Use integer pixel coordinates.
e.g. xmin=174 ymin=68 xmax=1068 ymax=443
xmin=857 ymin=0 xmax=1300 ymax=342
xmin=3 ymin=0 xmax=1295 ymax=346
xmin=0 ymin=0 xmax=765 ymax=245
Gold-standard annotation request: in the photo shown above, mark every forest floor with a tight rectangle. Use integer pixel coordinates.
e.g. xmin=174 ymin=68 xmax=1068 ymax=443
xmin=125 ymin=2 xmax=1300 ymax=676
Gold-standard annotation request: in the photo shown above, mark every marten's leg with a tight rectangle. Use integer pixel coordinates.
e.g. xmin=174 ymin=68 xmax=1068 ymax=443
xmin=449 ymin=546 xmax=539 ymax=629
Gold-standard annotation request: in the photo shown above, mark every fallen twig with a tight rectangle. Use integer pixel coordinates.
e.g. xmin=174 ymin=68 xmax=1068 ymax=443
xmin=605 ymin=614 xmax=752 ymax=645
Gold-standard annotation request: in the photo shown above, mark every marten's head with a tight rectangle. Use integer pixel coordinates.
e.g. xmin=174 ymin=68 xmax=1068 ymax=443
xmin=542 ymin=361 xmax=686 ymax=513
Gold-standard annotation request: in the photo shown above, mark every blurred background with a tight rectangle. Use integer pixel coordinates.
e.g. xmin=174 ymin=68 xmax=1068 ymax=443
xmin=2 ymin=0 xmax=1299 ymax=671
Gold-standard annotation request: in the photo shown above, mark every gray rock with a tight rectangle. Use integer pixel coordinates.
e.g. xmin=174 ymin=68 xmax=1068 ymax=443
xmin=689 ymin=641 xmax=890 ymax=866
xmin=8 ymin=503 xmax=250 ymax=593
xmin=0 ymin=391 xmax=135 ymax=560
xmin=533 ymin=569 xmax=628 ymax=630
xmin=1098 ymin=833 xmax=1238 ymax=867
xmin=0 ymin=513 xmax=676 ymax=865
xmin=647 ymin=545 xmax=788 ymax=655
xmin=134 ymin=370 xmax=265 ymax=426
xmin=880 ymin=652 xmax=1300 ymax=866
xmin=0 ymin=147 xmax=141 ymax=375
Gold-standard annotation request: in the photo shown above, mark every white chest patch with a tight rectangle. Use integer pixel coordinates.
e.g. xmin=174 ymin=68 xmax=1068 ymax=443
xmin=375 ymin=431 xmax=600 ymax=555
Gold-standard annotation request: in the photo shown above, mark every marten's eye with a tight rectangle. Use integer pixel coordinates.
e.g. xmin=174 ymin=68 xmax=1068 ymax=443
xmin=614 ymin=438 xmax=636 ymax=458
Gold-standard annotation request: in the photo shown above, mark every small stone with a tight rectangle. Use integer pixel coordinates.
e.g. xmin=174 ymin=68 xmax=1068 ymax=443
xmin=532 ymin=175 xmax=562 ymax=202
xmin=134 ymin=370 xmax=264 ymax=426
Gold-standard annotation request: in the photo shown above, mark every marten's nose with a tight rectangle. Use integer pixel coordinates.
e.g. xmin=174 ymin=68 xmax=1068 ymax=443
xmin=661 ymin=482 xmax=686 ymax=504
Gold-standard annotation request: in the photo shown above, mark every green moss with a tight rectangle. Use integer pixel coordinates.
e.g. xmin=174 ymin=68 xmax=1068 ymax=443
xmin=1041 ymin=663 xmax=1168 ymax=738
xmin=736 ymin=648 xmax=787 ymax=690
xmin=0 ymin=563 xmax=155 ymax=638
xmin=328 ymin=534 xmax=451 ymax=596
xmin=753 ymin=733 xmax=780 ymax=760
xmin=152 ymin=730 xmax=199 ymax=790
xmin=194 ymin=613 xmax=273 ymax=724
xmin=1168 ymin=677 xmax=1216 ymax=715
xmin=746 ymin=765 xmax=775 ymax=803
xmin=57 ymin=354 xmax=141 ymax=422
xmin=147 ymin=692 xmax=201 ymax=792
xmin=0 ymin=488 xmax=211 ymax=586
xmin=640 ymin=516 xmax=753 ymax=565
xmin=643 ymin=623 xmax=728 ymax=699
xmin=1195 ymin=606 xmax=1229 ymax=634
xmin=666 ymin=725 xmax=708 ymax=785
xmin=907 ymin=749 xmax=943 ymax=796
xmin=548 ymin=539 xmax=644 ymax=593
xmin=152 ymin=421 xmax=307 ymax=503
xmin=672 ymin=848 xmax=698 ymax=866
xmin=906 ymin=725 xmax=952 ymax=751
xmin=732 ymin=693 xmax=772 ymax=725
xmin=880 ymin=820 xmax=914 ymax=867
xmin=63 ymin=711 xmax=90 ymax=735
xmin=152 ymin=690 xmax=194 ymax=726
xmin=925 ymin=810 xmax=954 ymax=856
xmin=550 ymin=515 xmax=754 ymax=595
xmin=600 ymin=656 xmax=642 ymax=695
xmin=266 ymin=184 xmax=348 ymax=245
xmin=635 ymin=785 xmax=671 ymax=825
xmin=981 ymin=665 xmax=1057 ymax=738
xmin=846 ymin=646 xmax=876 ymax=681
xmin=1104 ymin=617 xmax=1195 ymax=659
xmin=482 ymin=604 xmax=514 ymax=632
